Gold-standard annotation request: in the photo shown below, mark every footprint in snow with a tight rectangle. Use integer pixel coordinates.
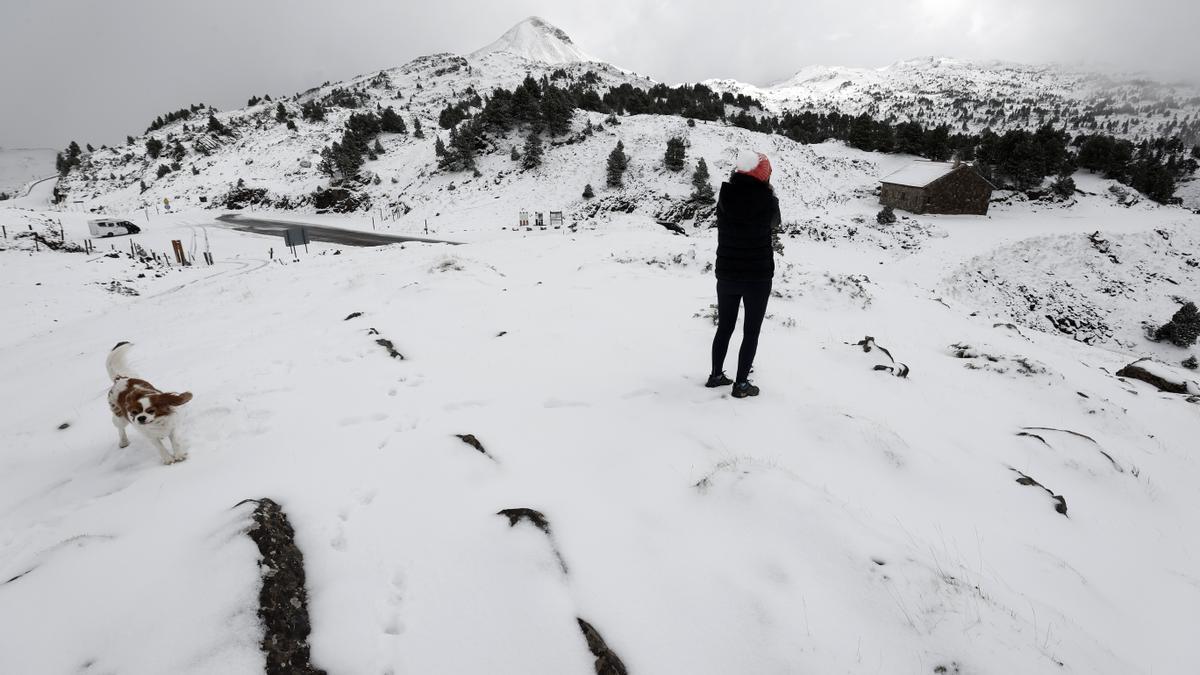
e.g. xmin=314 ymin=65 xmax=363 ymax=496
xmin=543 ymin=398 xmax=589 ymax=409
xmin=382 ymin=568 xmax=406 ymax=636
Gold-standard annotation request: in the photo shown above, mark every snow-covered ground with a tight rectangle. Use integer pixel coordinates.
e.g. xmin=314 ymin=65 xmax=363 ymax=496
xmin=4 ymin=15 xmax=1199 ymax=675
xmin=2 ymin=154 xmax=1198 ymax=674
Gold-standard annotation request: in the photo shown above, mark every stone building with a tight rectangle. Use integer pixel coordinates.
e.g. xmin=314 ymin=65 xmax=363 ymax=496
xmin=879 ymin=161 xmax=994 ymax=215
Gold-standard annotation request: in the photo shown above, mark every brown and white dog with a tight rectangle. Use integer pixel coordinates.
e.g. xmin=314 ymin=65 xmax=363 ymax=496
xmin=106 ymin=342 xmax=192 ymax=464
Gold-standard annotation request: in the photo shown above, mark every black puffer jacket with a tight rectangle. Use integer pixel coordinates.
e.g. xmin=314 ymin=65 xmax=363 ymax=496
xmin=715 ymin=173 xmax=780 ymax=282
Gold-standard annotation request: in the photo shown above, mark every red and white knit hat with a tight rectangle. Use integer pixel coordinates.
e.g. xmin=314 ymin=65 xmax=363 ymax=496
xmin=735 ymin=150 xmax=772 ymax=183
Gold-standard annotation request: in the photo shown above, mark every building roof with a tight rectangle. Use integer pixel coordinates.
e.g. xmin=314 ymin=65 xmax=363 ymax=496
xmin=880 ymin=161 xmax=967 ymax=188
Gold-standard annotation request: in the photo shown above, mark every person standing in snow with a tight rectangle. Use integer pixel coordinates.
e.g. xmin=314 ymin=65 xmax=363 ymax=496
xmin=706 ymin=150 xmax=779 ymax=398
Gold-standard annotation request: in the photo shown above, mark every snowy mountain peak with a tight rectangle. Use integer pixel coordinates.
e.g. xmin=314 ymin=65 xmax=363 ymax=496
xmin=470 ymin=16 xmax=594 ymax=64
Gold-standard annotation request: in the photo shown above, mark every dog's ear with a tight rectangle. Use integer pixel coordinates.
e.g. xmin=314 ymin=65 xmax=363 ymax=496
xmin=160 ymin=391 xmax=193 ymax=407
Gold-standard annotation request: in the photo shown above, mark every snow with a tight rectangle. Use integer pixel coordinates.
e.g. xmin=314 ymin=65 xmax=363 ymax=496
xmin=3 ymin=18 xmax=1200 ymax=675
xmin=470 ymin=16 xmax=596 ymax=65
xmin=4 ymin=150 xmax=1200 ymax=673
xmin=881 ymin=160 xmax=964 ymax=188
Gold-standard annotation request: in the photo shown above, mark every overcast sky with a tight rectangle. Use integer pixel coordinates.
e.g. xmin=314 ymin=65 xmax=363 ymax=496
xmin=2 ymin=0 xmax=1197 ymax=150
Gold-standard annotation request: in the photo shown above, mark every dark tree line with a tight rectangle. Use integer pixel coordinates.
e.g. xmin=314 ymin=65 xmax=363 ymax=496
xmin=55 ymin=141 xmax=83 ymax=175
xmin=145 ymin=104 xmax=206 ymax=133
xmin=765 ymin=111 xmax=1194 ymax=202
xmin=320 ymin=111 xmax=382 ymax=179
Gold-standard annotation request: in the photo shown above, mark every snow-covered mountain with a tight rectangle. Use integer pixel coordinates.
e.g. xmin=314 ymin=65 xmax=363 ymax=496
xmin=5 ymin=15 xmax=1200 ymax=675
xmin=706 ymin=57 xmax=1200 ymax=143
xmin=51 ymin=19 xmax=1200 ymax=223
xmin=471 ymin=16 xmax=596 ymax=64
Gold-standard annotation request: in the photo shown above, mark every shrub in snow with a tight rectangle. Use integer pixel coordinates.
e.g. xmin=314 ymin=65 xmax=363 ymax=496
xmin=663 ymin=136 xmax=686 ymax=172
xmin=582 ymin=183 xmax=594 ymax=199
xmin=1155 ymin=302 xmax=1200 ymax=347
xmin=606 ymin=140 xmax=628 ymax=188
xmin=876 ymin=205 xmax=896 ymax=224
xmin=145 ymin=137 xmax=163 ymax=159
xmin=1182 ymin=356 xmax=1198 ymax=370
xmin=155 ymin=164 xmax=171 ymax=178
xmin=691 ymin=158 xmax=714 ymax=204
xmin=1051 ymin=173 xmax=1076 ymax=198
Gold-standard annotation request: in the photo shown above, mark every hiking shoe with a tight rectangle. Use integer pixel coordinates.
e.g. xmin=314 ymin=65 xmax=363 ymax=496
xmin=705 ymin=372 xmax=733 ymax=388
xmin=731 ymin=381 xmax=760 ymax=398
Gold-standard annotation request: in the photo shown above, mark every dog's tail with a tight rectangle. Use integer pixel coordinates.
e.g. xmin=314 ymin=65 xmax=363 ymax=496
xmin=106 ymin=341 xmax=136 ymax=381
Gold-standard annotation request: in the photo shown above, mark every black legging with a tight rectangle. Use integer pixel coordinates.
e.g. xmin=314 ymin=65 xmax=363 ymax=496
xmin=710 ymin=279 xmax=771 ymax=382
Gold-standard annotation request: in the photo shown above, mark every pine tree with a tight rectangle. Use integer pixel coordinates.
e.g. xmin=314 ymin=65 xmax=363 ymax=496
xmin=55 ymin=152 xmax=70 ymax=176
xmin=171 ymin=140 xmax=186 ymax=161
xmin=510 ymin=146 xmax=520 ymax=161
xmin=540 ymin=87 xmax=573 ymax=136
xmin=145 ymin=137 xmax=163 ymax=159
xmin=286 ymin=119 xmax=297 ymax=131
xmin=448 ymin=120 xmax=481 ymax=171
xmin=691 ymin=158 xmax=714 ymax=203
xmin=373 ymin=138 xmax=385 ymax=155
xmin=583 ymin=183 xmax=595 ymax=199
xmin=434 ymin=135 xmax=446 ymax=157
xmin=412 ymin=117 xmax=425 ymax=138
xmin=606 ymin=140 xmax=628 ymax=188
xmin=86 ymin=143 xmax=95 ymax=153
xmin=664 ymin=137 xmax=687 ymax=171
xmin=522 ymin=131 xmax=543 ymax=170
xmin=301 ymin=101 xmax=326 ymax=122
xmin=380 ymin=106 xmax=407 ymax=134
xmin=156 ymin=164 xmax=171 ymax=178
xmin=275 ymin=102 xmax=288 ymax=122
xmin=207 ymin=114 xmax=228 ymax=135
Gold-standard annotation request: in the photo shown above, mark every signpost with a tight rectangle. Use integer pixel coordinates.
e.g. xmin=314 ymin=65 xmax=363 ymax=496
xmin=284 ymin=226 xmax=309 ymax=258
xmin=171 ymin=239 xmax=186 ymax=265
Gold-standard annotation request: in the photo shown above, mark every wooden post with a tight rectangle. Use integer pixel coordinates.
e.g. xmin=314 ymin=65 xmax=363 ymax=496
xmin=2 ymin=225 xmax=6 ymax=238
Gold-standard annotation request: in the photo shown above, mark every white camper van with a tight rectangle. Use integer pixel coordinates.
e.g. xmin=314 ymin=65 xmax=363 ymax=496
xmin=87 ymin=218 xmax=141 ymax=237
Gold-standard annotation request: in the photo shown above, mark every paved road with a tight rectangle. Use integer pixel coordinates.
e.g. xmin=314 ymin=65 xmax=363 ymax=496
xmin=215 ymin=214 xmax=461 ymax=247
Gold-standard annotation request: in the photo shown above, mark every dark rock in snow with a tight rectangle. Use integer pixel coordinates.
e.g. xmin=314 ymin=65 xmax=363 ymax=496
xmin=497 ymin=508 xmax=550 ymax=535
xmin=344 ymin=311 xmax=363 ymax=321
xmin=497 ymin=507 xmax=568 ymax=573
xmin=1010 ymin=469 xmax=1068 ymax=517
xmin=577 ymin=618 xmax=629 ymax=675
xmin=237 ymin=498 xmax=326 ymax=675
xmin=455 ymin=433 xmax=495 ymax=460
xmin=57 ymin=422 xmax=70 ymax=430
xmin=375 ymin=338 xmax=404 ymax=360
xmin=1116 ymin=358 xmax=1193 ymax=395
xmin=854 ymin=336 xmax=909 ymax=377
